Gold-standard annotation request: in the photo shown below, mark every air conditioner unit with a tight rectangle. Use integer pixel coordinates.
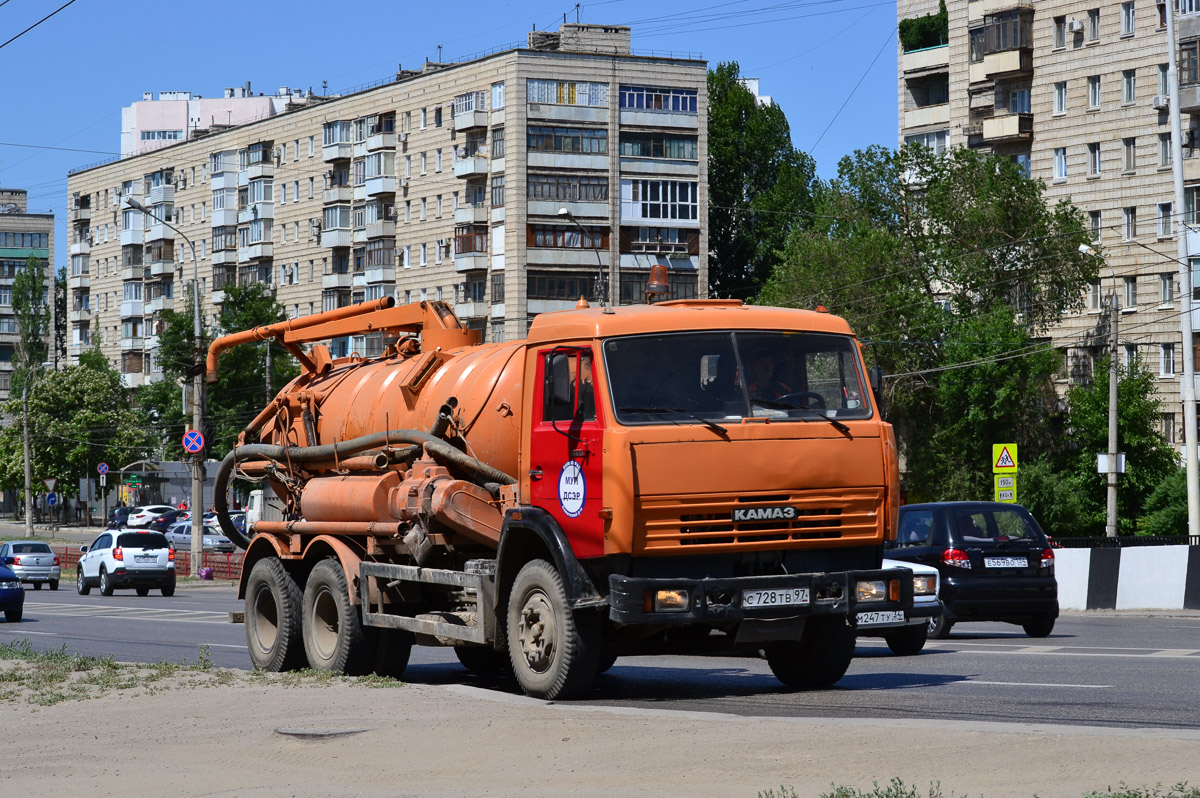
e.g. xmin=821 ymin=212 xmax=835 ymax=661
xmin=398 ymin=177 xmax=409 ymax=188
xmin=396 ymin=132 xmax=408 ymax=142
xmin=1153 ymin=94 xmax=1170 ymax=110
xmin=1067 ymin=18 xmax=1083 ymax=33
xmin=436 ymin=238 xmax=448 ymax=247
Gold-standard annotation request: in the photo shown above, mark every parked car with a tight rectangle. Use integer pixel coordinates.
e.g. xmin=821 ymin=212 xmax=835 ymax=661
xmin=854 ymin=558 xmax=941 ymax=655
xmin=146 ymin=508 xmax=188 ymax=534
xmin=125 ymin=505 xmax=177 ymax=528
xmin=77 ymin=530 xmax=176 ymax=597
xmin=164 ymin=520 xmax=235 ymax=553
xmin=106 ymin=506 xmax=132 ymax=529
xmin=201 ymin=511 xmax=245 ymax=536
xmin=0 ymin=563 xmax=23 ymax=622
xmin=887 ymin=501 xmax=1058 ymax=639
xmin=0 ymin=540 xmax=62 ymax=590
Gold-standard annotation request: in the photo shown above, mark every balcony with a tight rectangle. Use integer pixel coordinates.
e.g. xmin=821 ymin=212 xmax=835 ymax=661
xmin=146 ymin=184 xmax=175 ymax=206
xmin=366 ymin=132 xmax=396 ymax=152
xmin=454 ymin=253 xmax=489 ymax=272
xmin=69 ymin=241 xmax=90 ymax=256
xmin=238 ymin=242 xmax=273 ymax=262
xmin=903 ymin=104 xmax=950 ymax=130
xmin=68 ymin=275 xmax=89 ymax=290
xmin=145 ymin=296 xmax=170 ymax=314
xmin=211 ymin=208 xmax=238 ymax=227
xmin=981 ymin=113 xmax=1033 ymax=143
xmin=240 ymin=161 xmax=274 ymax=182
xmin=321 ymin=229 xmax=352 ymax=248
xmin=148 ymin=258 xmax=174 ymax=277
xmin=146 ymin=221 xmax=174 ymax=243
xmin=323 ymin=142 xmax=352 ymax=162
xmin=529 ymin=200 xmax=609 ymax=220
xmin=121 ymin=266 xmax=141 ymax=281
xmin=529 ymin=104 xmax=608 ymax=124
xmin=454 ymin=156 xmax=489 ymax=178
xmin=365 ymin=220 xmax=395 ymax=239
xmin=211 ymin=248 xmax=237 ymax=266
xmin=120 ymin=300 xmax=143 ymax=318
xmin=324 ymin=186 xmax=352 ymax=204
xmin=902 ymin=44 xmax=950 ymax=75
xmin=238 ymin=202 xmax=274 ymax=224
xmin=120 ymin=336 xmax=144 ymax=352
xmin=322 ymin=272 xmax=352 ymax=289
xmin=120 ymin=228 xmax=143 ymax=247
xmin=453 ymin=110 xmax=488 ymax=131
xmin=618 ymin=109 xmax=697 ymax=130
xmin=365 ymin=266 xmax=395 ymax=284
xmin=455 ymin=205 xmax=489 ymax=224
xmin=1181 ymin=85 xmax=1200 ymax=114
xmin=211 ymin=290 xmax=225 ymax=305
xmin=353 ymin=228 xmax=367 ymax=245
xmin=69 ymin=309 xmax=90 ymax=324
xmin=365 ymin=176 xmax=396 ymax=197
xmin=970 ymin=48 xmax=1033 ymax=83
xmin=210 ymin=172 xmax=236 ymax=191
xmin=528 ymin=152 xmax=609 ymax=171
xmin=970 ymin=0 xmax=1033 ymax=22
xmin=454 ymin=301 xmax=487 ymax=319
xmin=71 ymin=207 xmax=91 ymax=223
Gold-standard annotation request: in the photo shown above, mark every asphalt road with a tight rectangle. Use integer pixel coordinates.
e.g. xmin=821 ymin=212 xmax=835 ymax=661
xmin=2 ymin=583 xmax=1196 ymax=731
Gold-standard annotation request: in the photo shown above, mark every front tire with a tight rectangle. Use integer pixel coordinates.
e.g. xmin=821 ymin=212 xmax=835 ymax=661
xmin=301 ymin=559 xmax=373 ymax=675
xmin=245 ymin=557 xmax=305 ymax=671
xmin=928 ymin=606 xmax=953 ymax=639
xmin=455 ymin=645 xmax=511 ymax=674
xmin=883 ymin=623 xmax=928 ymax=656
xmin=5 ymin=608 xmax=21 ymax=623
xmin=765 ymin=616 xmax=856 ymax=689
xmin=506 ymin=559 xmax=600 ymax=700
xmin=1022 ymin=616 xmax=1055 ymax=638
xmin=76 ymin=568 xmax=90 ymax=595
xmin=99 ymin=567 xmax=114 ymax=596
xmin=370 ymin=628 xmax=414 ymax=679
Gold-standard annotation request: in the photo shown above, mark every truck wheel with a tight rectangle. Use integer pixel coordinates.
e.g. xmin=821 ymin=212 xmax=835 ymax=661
xmin=507 ymin=559 xmax=600 ymax=700
xmin=765 ymin=616 xmax=856 ymax=689
xmin=245 ymin=557 xmax=305 ymax=672
xmin=302 ymin=559 xmax=373 ymax=676
xmin=454 ymin=645 xmax=511 ymax=674
xmin=883 ymin=624 xmax=928 ymax=656
xmin=371 ymin=628 xmax=414 ymax=679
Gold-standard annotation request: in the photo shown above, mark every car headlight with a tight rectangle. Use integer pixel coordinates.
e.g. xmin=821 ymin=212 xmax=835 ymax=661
xmin=1 ymin=580 xmax=20 ymax=590
xmin=913 ymin=575 xmax=937 ymax=596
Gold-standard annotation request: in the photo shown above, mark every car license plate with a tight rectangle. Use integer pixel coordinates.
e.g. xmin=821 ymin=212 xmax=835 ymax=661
xmin=135 ymin=554 xmax=156 ymax=564
xmin=856 ymin=610 xmax=905 ymax=627
xmin=743 ymin=587 xmax=809 ymax=608
xmin=985 ymin=556 xmax=1027 ymax=568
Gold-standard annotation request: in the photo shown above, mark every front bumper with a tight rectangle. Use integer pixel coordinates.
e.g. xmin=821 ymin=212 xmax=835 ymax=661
xmin=608 ymin=569 xmax=913 ymax=626
xmin=855 ymin=597 xmax=940 ymax=634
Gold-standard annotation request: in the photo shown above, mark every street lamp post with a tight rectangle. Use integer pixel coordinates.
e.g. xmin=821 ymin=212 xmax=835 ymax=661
xmin=124 ymin=197 xmax=204 ymax=575
xmin=558 ymin=207 xmax=610 ymax=311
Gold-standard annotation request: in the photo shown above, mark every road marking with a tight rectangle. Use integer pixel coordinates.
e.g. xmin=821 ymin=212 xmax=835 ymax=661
xmin=0 ymin=629 xmax=56 ymax=636
xmin=203 ymin=643 xmax=246 ymax=649
xmin=926 ymin=642 xmax=1200 ymax=658
xmin=962 ymin=680 xmax=1110 ymax=688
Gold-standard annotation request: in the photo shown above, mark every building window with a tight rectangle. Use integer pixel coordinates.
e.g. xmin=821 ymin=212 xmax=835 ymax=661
xmin=904 ymin=129 xmax=948 ymax=155
xmin=1124 ymin=344 xmax=1139 ymax=368
xmin=527 ymin=272 xmax=598 ymax=300
xmin=527 ymin=224 xmax=608 ymax=249
xmin=1125 ymin=275 xmax=1139 ymax=307
xmin=1123 ymin=69 xmax=1137 ymax=103
xmin=491 ymin=82 xmax=506 ymax=110
xmin=620 ymin=132 xmax=699 ymax=159
xmin=492 ymin=129 xmax=505 ymax=159
xmin=1159 ymin=201 xmax=1173 ymax=236
xmin=1054 ymin=147 xmax=1068 ymax=179
xmin=1012 ymin=152 xmax=1031 ymax=178
xmin=527 ymin=79 xmax=609 ymax=107
xmin=1088 ymin=142 xmax=1101 ymax=175
xmin=619 ymin=85 xmax=698 ymax=113
xmin=1088 ymin=8 xmax=1101 ymax=39
xmin=1162 ymin=342 xmax=1176 ymax=375
xmin=1053 ymin=81 xmax=1067 ymax=113
xmin=420 ymin=242 xmax=427 ymax=266
xmin=491 ymin=272 xmax=505 ymax=303
xmin=1186 ymin=186 xmax=1200 ymax=224
xmin=1054 ymin=16 xmax=1067 ymax=48
xmin=1124 ymin=137 xmax=1137 ymax=171
xmin=434 ymin=106 xmax=443 ymax=127
xmin=420 ymin=108 xmax=427 ymax=129
xmin=527 ymin=126 xmax=608 ymax=154
xmin=1160 ymin=133 xmax=1173 ymax=167
xmin=1008 ymin=88 xmax=1031 ymax=114
xmin=621 ymin=179 xmax=699 ymax=222
xmin=491 ymin=175 xmax=505 ymax=207
xmin=435 ymin=149 xmax=443 ymax=173
xmin=1161 ymin=272 xmax=1175 ymax=304
xmin=1122 ymin=1 xmax=1135 ymax=35
xmin=1159 ymin=63 xmax=1170 ymax=95
xmin=1090 ymin=210 xmax=1103 ymax=241
xmin=1183 ymin=41 xmax=1200 ymax=86
xmin=1124 ymin=206 xmax=1138 ymax=239
xmin=1163 ymin=413 xmax=1177 ymax=443
xmin=527 ymin=174 xmax=609 ymax=202
xmin=1088 ymin=280 xmax=1103 ymax=311
xmin=1088 ymin=75 xmax=1101 ymax=108
xmin=308 ymin=177 xmax=315 ymax=199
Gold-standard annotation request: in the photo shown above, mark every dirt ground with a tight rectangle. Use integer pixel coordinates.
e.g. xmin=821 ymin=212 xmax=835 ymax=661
xmin=2 ymin=675 xmax=1197 ymax=798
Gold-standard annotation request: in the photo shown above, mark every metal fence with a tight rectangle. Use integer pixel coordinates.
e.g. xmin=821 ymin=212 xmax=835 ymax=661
xmin=1054 ymin=536 xmax=1200 ymax=548
xmin=55 ymin=545 xmax=243 ymax=581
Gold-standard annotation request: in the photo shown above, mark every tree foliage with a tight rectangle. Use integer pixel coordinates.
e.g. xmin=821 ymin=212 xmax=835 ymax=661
xmin=12 ymin=255 xmax=49 ymax=391
xmin=1139 ymin=468 xmax=1188 ymax=536
xmin=53 ymin=266 xmax=67 ymax=369
xmin=899 ymin=0 xmax=949 ymax=52
xmin=760 ymin=145 xmax=1098 ymax=500
xmin=707 ymin=61 xmax=816 ymax=300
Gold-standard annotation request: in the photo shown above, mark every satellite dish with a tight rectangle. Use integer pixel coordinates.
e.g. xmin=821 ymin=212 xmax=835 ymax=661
xmin=0 ymin=204 xmax=17 ymax=214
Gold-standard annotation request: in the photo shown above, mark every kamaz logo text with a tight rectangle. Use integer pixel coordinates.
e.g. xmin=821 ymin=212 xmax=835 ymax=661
xmin=732 ymin=505 xmax=798 ymax=522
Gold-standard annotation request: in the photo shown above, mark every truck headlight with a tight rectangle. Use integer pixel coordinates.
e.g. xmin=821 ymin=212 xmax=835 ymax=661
xmin=913 ymin=575 xmax=937 ymax=596
xmin=653 ymin=589 xmax=691 ymax=612
xmin=856 ymin=580 xmax=887 ymax=602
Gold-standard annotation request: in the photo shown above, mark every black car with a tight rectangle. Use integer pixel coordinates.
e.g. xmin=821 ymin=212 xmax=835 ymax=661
xmin=886 ymin=501 xmax=1058 ymax=639
xmin=106 ymin=506 xmax=132 ymax=529
xmin=147 ymin=509 xmax=187 ymax=533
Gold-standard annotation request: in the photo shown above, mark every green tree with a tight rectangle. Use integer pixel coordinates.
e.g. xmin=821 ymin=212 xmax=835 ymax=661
xmin=707 ymin=61 xmax=816 ymax=300
xmin=12 ymin=255 xmax=49 ymax=390
xmin=1139 ymin=468 xmax=1188 ymax=537
xmin=760 ymin=145 xmax=1097 ymax=499
xmin=53 ymin=265 xmax=67 ymax=369
xmin=1058 ymin=360 xmax=1178 ymax=535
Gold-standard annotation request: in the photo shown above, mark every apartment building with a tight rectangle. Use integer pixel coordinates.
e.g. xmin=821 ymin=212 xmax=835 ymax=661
xmin=66 ymin=23 xmax=708 ymax=388
xmin=0 ymin=189 xmax=54 ymax=401
xmin=897 ymin=0 xmax=1200 ymax=444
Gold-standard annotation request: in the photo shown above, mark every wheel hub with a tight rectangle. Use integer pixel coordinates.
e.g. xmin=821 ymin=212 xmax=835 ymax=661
xmin=517 ymin=591 xmax=557 ymax=673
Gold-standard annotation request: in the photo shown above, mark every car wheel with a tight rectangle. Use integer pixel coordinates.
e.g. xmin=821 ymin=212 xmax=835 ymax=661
xmin=99 ymin=567 xmax=113 ymax=597
xmin=1022 ymin=616 xmax=1055 ymax=638
xmin=764 ymin=616 xmax=856 ymax=689
xmin=76 ymin=568 xmax=90 ymax=596
xmin=49 ymin=579 xmax=59 ymax=591
xmin=136 ymin=586 xmax=150 ymax=597
xmin=245 ymin=557 xmax=305 ymax=671
xmin=883 ymin=624 xmax=929 ymax=656
xmin=32 ymin=581 xmax=41 ymax=591
xmin=927 ymin=605 xmax=953 ymax=639
xmin=301 ymin=559 xmax=374 ymax=676
xmin=160 ymin=573 xmax=176 ymax=597
xmin=507 ymin=559 xmax=601 ymax=700
xmin=4 ymin=607 xmax=21 ymax=623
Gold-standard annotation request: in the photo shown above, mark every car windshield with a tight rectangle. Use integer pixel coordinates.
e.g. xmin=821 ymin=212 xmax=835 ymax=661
xmin=604 ymin=330 xmax=872 ymax=426
xmin=11 ymin=542 xmax=51 ymax=554
xmin=952 ymin=507 xmax=1045 ymax=544
xmin=117 ymin=532 xmax=170 ymax=550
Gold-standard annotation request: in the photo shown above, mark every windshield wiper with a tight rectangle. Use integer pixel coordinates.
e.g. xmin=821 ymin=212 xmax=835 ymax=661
xmin=749 ymin=399 xmax=852 ymax=437
xmin=619 ymin=406 xmax=728 ymax=437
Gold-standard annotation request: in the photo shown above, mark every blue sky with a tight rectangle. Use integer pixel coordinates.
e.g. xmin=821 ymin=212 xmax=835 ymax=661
xmin=0 ymin=0 xmax=899 ymax=264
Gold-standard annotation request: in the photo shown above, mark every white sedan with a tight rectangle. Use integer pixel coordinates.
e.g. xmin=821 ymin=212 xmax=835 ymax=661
xmin=854 ymin=558 xmax=942 ymax=655
xmin=165 ymin=520 xmax=236 ymax=553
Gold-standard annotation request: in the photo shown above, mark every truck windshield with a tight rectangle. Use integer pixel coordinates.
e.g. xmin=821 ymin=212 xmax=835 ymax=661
xmin=603 ymin=330 xmax=872 ymax=426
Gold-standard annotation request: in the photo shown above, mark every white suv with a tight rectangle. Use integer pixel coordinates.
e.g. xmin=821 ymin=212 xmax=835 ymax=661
xmin=77 ymin=530 xmax=176 ymax=597
xmin=125 ymin=505 xmax=177 ymax=528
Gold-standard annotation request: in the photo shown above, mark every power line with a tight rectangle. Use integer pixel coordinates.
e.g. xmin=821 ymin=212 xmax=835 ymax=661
xmin=0 ymin=141 xmax=120 ymax=156
xmin=0 ymin=0 xmax=80 ymax=51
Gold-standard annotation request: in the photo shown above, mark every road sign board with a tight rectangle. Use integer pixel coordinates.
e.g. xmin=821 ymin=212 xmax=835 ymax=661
xmin=124 ymin=475 xmax=141 ymax=484
xmin=993 ymin=474 xmax=1017 ymax=503
xmin=46 ymin=492 xmax=59 ymax=507
xmin=992 ymin=443 xmax=1018 ymax=473
xmin=100 ymin=474 xmax=107 ymax=487
xmin=182 ymin=430 xmax=205 ymax=454
xmin=97 ymin=463 xmax=109 ymax=475
xmin=43 ymin=478 xmax=57 ymax=493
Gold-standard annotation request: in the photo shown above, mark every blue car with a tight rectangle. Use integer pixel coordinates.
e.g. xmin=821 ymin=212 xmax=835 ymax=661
xmin=0 ymin=563 xmax=24 ymax=622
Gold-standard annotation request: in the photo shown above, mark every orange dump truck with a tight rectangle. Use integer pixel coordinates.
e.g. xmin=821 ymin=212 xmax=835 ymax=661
xmin=209 ymin=295 xmax=912 ymax=699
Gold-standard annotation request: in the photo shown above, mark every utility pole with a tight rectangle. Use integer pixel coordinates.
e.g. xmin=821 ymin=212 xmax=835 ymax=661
xmin=1107 ymin=296 xmax=1120 ymax=538
xmin=22 ymin=381 xmax=33 ymax=538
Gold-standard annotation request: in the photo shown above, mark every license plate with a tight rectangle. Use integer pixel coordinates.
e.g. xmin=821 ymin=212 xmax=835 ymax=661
xmin=743 ymin=587 xmax=809 ymax=608
xmin=985 ymin=556 xmax=1027 ymax=568
xmin=135 ymin=555 xmax=157 ymax=564
xmin=856 ymin=610 xmax=905 ymax=627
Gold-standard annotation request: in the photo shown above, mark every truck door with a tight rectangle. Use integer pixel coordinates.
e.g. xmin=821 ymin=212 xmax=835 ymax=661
xmin=529 ymin=346 xmax=605 ymax=558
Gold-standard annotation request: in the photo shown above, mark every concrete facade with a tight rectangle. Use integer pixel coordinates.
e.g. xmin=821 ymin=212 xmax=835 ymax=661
xmin=68 ymin=23 xmax=708 ymax=388
xmin=898 ymin=0 xmax=1200 ymax=444
xmin=0 ymin=188 xmax=54 ymax=401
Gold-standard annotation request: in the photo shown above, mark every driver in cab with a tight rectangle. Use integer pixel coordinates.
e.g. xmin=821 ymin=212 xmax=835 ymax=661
xmin=746 ymin=351 xmax=790 ymax=401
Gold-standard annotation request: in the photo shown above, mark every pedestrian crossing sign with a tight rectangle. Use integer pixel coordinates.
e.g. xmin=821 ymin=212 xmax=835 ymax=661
xmin=992 ymin=443 xmax=1018 ymax=473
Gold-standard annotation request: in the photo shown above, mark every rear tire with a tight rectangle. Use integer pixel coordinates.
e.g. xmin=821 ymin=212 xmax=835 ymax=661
xmin=1022 ymin=616 xmax=1055 ymax=638
xmin=5 ymin=608 xmax=21 ymax=623
xmin=99 ymin=567 xmax=114 ymax=597
xmin=49 ymin=580 xmax=59 ymax=591
xmin=301 ymin=559 xmax=373 ymax=676
xmin=507 ymin=559 xmax=601 ymax=700
xmin=76 ymin=568 xmax=90 ymax=596
xmin=927 ymin=606 xmax=953 ymax=639
xmin=245 ymin=557 xmax=305 ymax=671
xmin=370 ymin=628 xmax=414 ymax=679
xmin=454 ymin=645 xmax=511 ymax=674
xmin=136 ymin=586 xmax=150 ymax=597
xmin=765 ymin=616 xmax=856 ymax=689
xmin=160 ymin=573 xmax=176 ymax=598
xmin=882 ymin=623 xmax=928 ymax=656
xmin=32 ymin=581 xmax=41 ymax=591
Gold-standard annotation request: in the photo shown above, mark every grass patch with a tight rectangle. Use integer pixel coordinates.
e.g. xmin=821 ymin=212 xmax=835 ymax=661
xmin=0 ymin=638 xmax=405 ymax=707
xmin=758 ymin=781 xmax=1200 ymax=798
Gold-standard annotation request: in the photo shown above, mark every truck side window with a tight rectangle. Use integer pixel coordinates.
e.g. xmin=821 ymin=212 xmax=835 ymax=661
xmin=898 ymin=510 xmax=933 ymax=545
xmin=543 ymin=351 xmax=596 ymax=423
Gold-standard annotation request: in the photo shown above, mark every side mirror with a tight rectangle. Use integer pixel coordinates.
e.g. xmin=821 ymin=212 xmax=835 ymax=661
xmin=79 ymin=546 xmax=88 ymax=553
xmin=868 ymin=366 xmax=883 ymax=399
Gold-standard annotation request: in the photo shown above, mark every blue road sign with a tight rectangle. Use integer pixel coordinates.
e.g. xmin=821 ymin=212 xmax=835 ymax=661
xmin=97 ymin=462 xmax=109 ymax=475
xmin=182 ymin=430 xmax=205 ymax=454
xmin=46 ymin=492 xmax=59 ymax=507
